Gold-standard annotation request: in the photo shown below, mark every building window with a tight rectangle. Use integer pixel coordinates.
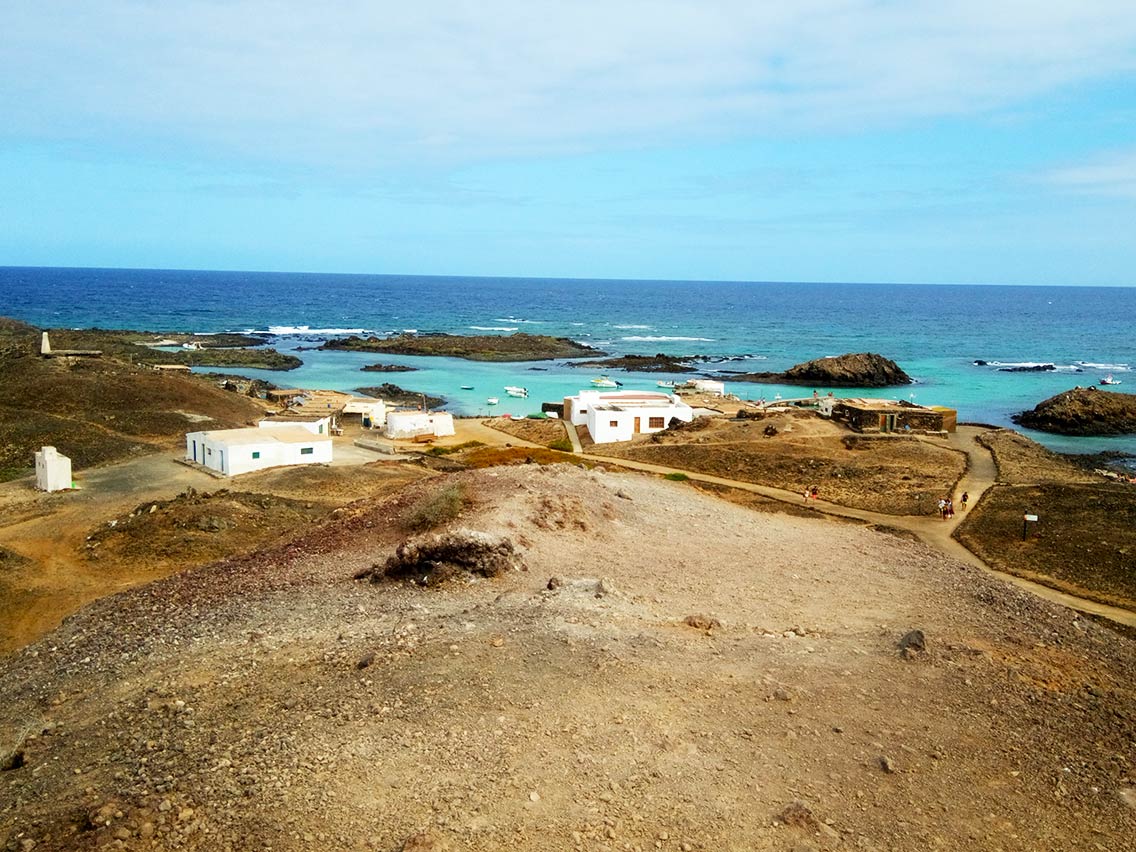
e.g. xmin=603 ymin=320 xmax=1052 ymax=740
xmin=648 ymin=416 xmax=665 ymax=429
xmin=319 ymin=424 xmax=324 ymax=434
xmin=609 ymin=420 xmax=619 ymax=427
xmin=252 ymin=451 xmax=261 ymax=459
xmin=300 ymin=447 xmax=314 ymax=455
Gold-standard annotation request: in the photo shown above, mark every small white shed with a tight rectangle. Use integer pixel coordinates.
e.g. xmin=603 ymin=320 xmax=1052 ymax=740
xmin=343 ymin=397 xmax=387 ymax=428
xmin=35 ymin=446 xmax=72 ymax=492
xmin=384 ymin=411 xmax=456 ymax=440
xmin=186 ymin=426 xmax=332 ymax=476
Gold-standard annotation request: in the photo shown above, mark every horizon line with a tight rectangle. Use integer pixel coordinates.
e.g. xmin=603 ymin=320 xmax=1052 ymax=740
xmin=1 ymin=263 xmax=1132 ymax=289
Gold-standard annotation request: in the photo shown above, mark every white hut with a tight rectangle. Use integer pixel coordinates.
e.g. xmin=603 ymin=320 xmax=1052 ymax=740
xmin=35 ymin=446 xmax=72 ymax=492
xmin=562 ymin=390 xmax=693 ymax=444
xmin=384 ymin=411 xmax=456 ymax=440
xmin=185 ymin=427 xmax=332 ymax=476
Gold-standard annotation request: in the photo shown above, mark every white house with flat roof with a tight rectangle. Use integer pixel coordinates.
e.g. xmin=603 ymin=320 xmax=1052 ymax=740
xmin=185 ymin=426 xmax=332 ymax=476
xmin=384 ymin=411 xmax=455 ymax=440
xmin=563 ymin=390 xmax=693 ymax=444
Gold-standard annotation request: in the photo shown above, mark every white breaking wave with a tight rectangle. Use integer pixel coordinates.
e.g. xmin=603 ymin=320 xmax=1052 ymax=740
xmin=470 ymin=325 xmax=519 ymax=331
xmin=494 ymin=317 xmax=544 ymax=324
xmin=621 ymin=335 xmax=715 ymax=342
xmin=613 ymin=324 xmax=653 ymax=329
xmin=1076 ymin=361 xmax=1130 ymax=371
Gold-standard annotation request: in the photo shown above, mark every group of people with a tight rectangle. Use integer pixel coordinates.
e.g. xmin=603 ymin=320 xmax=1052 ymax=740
xmin=938 ymin=491 xmax=968 ymax=519
xmin=803 ymin=485 xmax=820 ymax=502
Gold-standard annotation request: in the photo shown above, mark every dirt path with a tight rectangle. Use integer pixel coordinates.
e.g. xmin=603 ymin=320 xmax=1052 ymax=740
xmin=576 ymin=427 xmax=1136 ymax=628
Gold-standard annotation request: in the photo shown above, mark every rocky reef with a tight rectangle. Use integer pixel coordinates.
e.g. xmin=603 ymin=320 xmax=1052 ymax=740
xmin=731 ymin=353 xmax=913 ymax=387
xmin=1013 ymin=387 xmax=1136 ymax=436
xmin=323 ymin=332 xmax=601 ymax=362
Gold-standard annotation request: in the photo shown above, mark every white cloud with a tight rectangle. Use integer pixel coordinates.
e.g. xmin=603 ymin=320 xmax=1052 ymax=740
xmin=1043 ymin=149 xmax=1136 ymax=198
xmin=4 ymin=1 xmax=1136 ymax=165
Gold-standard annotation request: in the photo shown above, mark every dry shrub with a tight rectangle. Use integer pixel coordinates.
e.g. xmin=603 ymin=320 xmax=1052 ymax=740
xmin=404 ymin=484 xmax=466 ymax=531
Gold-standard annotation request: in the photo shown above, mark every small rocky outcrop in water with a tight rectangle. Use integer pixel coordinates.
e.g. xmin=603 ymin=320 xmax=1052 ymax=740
xmin=731 ymin=353 xmax=913 ymax=387
xmin=1012 ymin=387 xmax=1136 ymax=436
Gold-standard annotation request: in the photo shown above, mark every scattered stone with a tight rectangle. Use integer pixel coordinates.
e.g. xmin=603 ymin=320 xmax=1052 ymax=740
xmin=682 ymin=614 xmax=722 ymax=631
xmin=360 ymin=529 xmax=521 ymax=586
xmin=878 ymin=755 xmax=896 ymax=773
xmin=528 ymin=790 xmax=541 ymax=802
xmin=547 ymin=576 xmax=562 ymax=591
xmin=898 ymin=629 xmax=926 ymax=658
xmin=772 ymin=687 xmax=793 ymax=702
xmin=777 ymin=800 xmax=821 ymax=832
xmin=596 ymin=577 xmax=618 ymax=597
xmin=356 ymin=652 xmax=376 ymax=670
xmin=401 ymin=829 xmax=451 ymax=852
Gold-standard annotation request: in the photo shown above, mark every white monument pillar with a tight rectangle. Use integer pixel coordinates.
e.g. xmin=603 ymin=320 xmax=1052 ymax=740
xmin=35 ymin=446 xmax=72 ymax=492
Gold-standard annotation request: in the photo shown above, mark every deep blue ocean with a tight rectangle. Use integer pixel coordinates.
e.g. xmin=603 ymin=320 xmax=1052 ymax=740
xmin=2 ymin=266 xmax=1133 ymax=456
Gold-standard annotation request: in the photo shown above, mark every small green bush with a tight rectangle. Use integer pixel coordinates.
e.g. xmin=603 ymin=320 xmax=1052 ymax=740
xmin=663 ymin=472 xmax=689 ymax=482
xmin=425 ymin=441 xmax=484 ymax=456
xmin=547 ymin=438 xmax=573 ymax=452
xmin=404 ymin=484 xmax=466 ymax=530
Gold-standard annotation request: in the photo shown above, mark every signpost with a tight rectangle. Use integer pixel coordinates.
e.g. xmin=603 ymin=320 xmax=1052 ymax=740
xmin=1022 ymin=513 xmax=1039 ymax=541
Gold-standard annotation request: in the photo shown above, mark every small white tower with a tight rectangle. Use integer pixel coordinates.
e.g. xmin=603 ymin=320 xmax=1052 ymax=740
xmin=35 ymin=446 xmax=72 ymax=492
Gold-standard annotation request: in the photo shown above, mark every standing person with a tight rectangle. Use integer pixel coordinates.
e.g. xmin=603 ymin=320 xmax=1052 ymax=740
xmin=803 ymin=487 xmax=811 ymax=503
xmin=946 ymin=498 xmax=954 ymax=519
xmin=811 ymin=485 xmax=819 ymax=500
xmin=961 ymin=491 xmax=969 ymax=510
xmin=938 ymin=498 xmax=947 ymax=519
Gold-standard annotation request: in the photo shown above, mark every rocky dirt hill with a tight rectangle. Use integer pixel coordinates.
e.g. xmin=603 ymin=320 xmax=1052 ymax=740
xmin=1 ymin=465 xmax=1132 ymax=851
xmin=1012 ymin=387 xmax=1136 ymax=436
xmin=732 ymin=353 xmax=913 ymax=387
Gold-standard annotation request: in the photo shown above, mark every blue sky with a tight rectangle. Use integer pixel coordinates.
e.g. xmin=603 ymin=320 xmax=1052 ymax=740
xmin=2 ymin=2 xmax=1135 ymax=285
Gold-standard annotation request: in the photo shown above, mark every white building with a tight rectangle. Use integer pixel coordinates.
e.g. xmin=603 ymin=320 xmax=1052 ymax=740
xmin=563 ymin=390 xmax=694 ymax=444
xmin=35 ymin=446 xmax=72 ymax=492
xmin=343 ymin=397 xmax=387 ymax=429
xmin=688 ymin=379 xmax=725 ymax=396
xmin=384 ymin=411 xmax=455 ymax=440
xmin=257 ymin=414 xmax=333 ymax=436
xmin=185 ymin=426 xmax=332 ymax=476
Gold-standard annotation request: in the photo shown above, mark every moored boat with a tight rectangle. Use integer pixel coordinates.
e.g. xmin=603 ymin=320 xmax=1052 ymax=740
xmin=504 ymin=386 xmax=528 ymax=397
xmin=486 ymin=397 xmax=499 ymax=405
xmin=591 ymin=376 xmax=620 ymax=388
xmin=1100 ymin=375 xmax=1122 ymax=386
xmin=460 ymin=385 xmax=474 ymax=390
xmin=656 ymin=380 xmax=675 ymax=388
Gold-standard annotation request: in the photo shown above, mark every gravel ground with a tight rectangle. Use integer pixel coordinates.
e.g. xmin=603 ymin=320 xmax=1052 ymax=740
xmin=1 ymin=465 xmax=1133 ymax=851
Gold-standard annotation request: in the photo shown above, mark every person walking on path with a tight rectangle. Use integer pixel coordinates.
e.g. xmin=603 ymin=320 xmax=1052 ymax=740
xmin=961 ymin=491 xmax=969 ymax=511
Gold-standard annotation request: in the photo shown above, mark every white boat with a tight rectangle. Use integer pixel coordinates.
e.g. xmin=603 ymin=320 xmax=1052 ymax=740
xmin=486 ymin=397 xmax=499 ymax=405
xmin=1100 ymin=375 xmax=1122 ymax=386
xmin=656 ymin=380 xmax=675 ymax=388
xmin=460 ymin=385 xmax=474 ymax=390
xmin=591 ymin=376 xmax=620 ymax=388
xmin=504 ymin=386 xmax=528 ymax=397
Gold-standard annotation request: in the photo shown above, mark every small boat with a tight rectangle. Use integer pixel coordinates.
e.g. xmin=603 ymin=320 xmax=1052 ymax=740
xmin=504 ymin=386 xmax=528 ymax=397
xmin=460 ymin=385 xmax=474 ymax=390
xmin=591 ymin=376 xmax=621 ymax=388
xmin=1100 ymin=375 xmax=1122 ymax=386
xmin=656 ymin=380 xmax=675 ymax=388
xmin=486 ymin=397 xmax=499 ymax=405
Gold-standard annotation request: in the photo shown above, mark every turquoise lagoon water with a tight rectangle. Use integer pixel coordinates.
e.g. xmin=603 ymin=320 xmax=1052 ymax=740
xmin=1 ymin=266 xmax=1133 ymax=457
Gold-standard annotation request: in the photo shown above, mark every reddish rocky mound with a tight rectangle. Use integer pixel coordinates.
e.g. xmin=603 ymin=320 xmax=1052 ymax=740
xmin=733 ymin=352 xmax=913 ymax=387
xmin=1013 ymin=387 xmax=1136 ymax=436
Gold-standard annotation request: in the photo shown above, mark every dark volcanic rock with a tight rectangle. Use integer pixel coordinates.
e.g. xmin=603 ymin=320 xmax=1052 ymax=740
xmin=360 ymin=363 xmax=417 ymax=373
xmin=571 ymin=353 xmax=699 ymax=373
xmin=322 ymin=332 xmax=601 ymax=362
xmin=999 ymin=364 xmax=1056 ymax=373
xmin=731 ymin=353 xmax=913 ymax=387
xmin=1012 ymin=387 xmax=1136 ymax=436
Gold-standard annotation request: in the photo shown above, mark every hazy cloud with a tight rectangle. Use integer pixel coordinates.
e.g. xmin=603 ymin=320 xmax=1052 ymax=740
xmin=1043 ymin=149 xmax=1136 ymax=198
xmin=4 ymin=1 xmax=1136 ymax=166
